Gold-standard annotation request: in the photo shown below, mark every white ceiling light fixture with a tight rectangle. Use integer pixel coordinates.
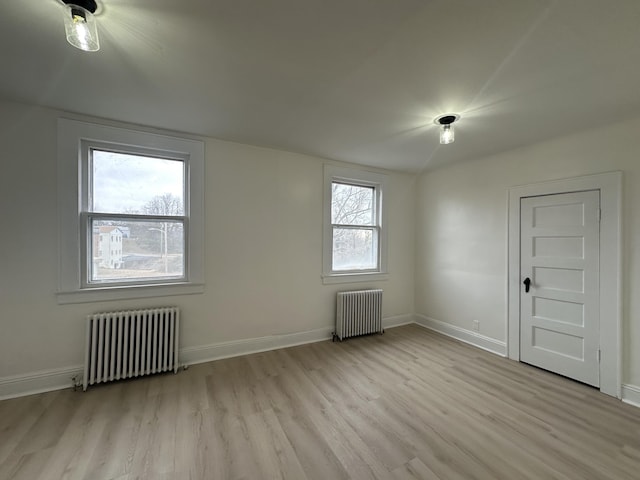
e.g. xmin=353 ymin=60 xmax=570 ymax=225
xmin=434 ymin=114 xmax=460 ymax=145
xmin=61 ymin=0 xmax=100 ymax=52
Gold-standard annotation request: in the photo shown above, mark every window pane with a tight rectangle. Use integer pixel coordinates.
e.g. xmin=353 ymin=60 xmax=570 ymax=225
xmin=331 ymin=183 xmax=374 ymax=225
xmin=91 ymin=219 xmax=184 ymax=283
xmin=332 ymin=227 xmax=377 ymax=271
xmin=91 ymin=150 xmax=184 ymax=214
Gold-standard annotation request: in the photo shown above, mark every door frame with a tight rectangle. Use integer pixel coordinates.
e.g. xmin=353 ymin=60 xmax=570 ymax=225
xmin=507 ymin=171 xmax=622 ymax=398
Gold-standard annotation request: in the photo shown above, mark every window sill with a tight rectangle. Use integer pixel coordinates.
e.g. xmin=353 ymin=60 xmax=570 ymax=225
xmin=56 ymin=282 xmax=205 ymax=305
xmin=322 ymin=272 xmax=389 ymax=285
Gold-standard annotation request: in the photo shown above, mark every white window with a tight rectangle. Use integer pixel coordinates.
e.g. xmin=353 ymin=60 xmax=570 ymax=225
xmin=57 ymin=119 xmax=205 ymax=303
xmin=88 ymin=150 xmax=185 ymax=284
xmin=322 ymin=165 xmax=388 ymax=284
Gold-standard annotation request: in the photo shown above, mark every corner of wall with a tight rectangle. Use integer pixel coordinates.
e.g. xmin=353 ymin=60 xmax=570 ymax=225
xmin=414 ymin=314 xmax=507 ymax=357
xmin=622 ymin=384 xmax=640 ymax=408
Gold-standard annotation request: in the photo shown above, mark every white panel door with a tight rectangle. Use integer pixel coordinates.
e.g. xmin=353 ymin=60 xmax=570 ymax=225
xmin=520 ymin=190 xmax=600 ymax=387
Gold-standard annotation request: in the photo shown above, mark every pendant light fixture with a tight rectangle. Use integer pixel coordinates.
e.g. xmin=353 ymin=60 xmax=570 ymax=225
xmin=62 ymin=0 xmax=100 ymax=52
xmin=434 ymin=114 xmax=460 ymax=145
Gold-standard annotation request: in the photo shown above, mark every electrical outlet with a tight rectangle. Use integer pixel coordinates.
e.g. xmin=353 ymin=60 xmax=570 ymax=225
xmin=472 ymin=320 xmax=480 ymax=332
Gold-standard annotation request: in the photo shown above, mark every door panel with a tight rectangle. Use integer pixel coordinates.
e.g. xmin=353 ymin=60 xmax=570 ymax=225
xmin=532 ymin=327 xmax=583 ymax=359
xmin=533 ymin=236 xmax=583 ymax=257
xmin=533 ymin=267 xmax=583 ymax=293
xmin=520 ymin=190 xmax=600 ymax=387
xmin=533 ymin=297 xmax=584 ymax=325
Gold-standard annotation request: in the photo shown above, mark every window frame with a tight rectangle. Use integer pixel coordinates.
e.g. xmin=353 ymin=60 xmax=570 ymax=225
xmin=322 ymin=165 xmax=388 ymax=284
xmin=57 ymin=118 xmax=205 ymax=304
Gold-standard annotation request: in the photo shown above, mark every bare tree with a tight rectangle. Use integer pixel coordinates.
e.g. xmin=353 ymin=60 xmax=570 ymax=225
xmin=143 ymin=193 xmax=183 ymax=216
xmin=331 ymin=183 xmax=373 ymax=225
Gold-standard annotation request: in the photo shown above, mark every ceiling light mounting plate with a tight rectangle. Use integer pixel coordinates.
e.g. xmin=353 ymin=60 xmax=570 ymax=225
xmin=61 ymin=0 xmax=97 ymax=14
xmin=434 ymin=114 xmax=460 ymax=126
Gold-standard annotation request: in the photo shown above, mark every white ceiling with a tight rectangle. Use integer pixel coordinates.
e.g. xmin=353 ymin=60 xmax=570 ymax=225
xmin=2 ymin=0 xmax=640 ymax=172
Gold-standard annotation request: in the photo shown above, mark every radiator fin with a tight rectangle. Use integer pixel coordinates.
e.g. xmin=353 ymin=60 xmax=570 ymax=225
xmin=335 ymin=289 xmax=383 ymax=341
xmin=83 ymin=307 xmax=180 ymax=391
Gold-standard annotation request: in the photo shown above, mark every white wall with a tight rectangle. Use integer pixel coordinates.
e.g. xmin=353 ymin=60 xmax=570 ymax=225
xmin=415 ymin=115 xmax=640 ymax=389
xmin=4 ymin=94 xmax=639 ymax=401
xmin=0 ymin=99 xmax=416 ymax=394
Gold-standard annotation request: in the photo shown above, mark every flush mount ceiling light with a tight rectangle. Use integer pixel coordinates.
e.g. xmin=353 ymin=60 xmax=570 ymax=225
xmin=434 ymin=114 xmax=460 ymax=145
xmin=61 ymin=0 xmax=100 ymax=52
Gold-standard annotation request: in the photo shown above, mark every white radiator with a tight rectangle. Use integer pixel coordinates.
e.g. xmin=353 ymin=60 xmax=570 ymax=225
xmin=334 ymin=289 xmax=383 ymax=341
xmin=83 ymin=307 xmax=180 ymax=391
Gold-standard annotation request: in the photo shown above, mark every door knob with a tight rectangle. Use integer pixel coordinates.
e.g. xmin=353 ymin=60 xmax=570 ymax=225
xmin=523 ymin=277 xmax=531 ymax=293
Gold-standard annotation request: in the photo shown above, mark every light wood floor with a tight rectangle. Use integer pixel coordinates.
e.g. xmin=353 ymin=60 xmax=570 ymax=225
xmin=1 ymin=324 xmax=639 ymax=480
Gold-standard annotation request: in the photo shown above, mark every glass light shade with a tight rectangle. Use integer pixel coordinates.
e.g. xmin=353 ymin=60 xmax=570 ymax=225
xmin=64 ymin=5 xmax=99 ymax=52
xmin=440 ymin=124 xmax=454 ymax=144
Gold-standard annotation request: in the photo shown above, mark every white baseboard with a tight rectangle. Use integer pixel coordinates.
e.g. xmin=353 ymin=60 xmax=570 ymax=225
xmin=182 ymin=314 xmax=415 ymax=367
xmin=622 ymin=384 xmax=640 ymax=408
xmin=414 ymin=314 xmax=507 ymax=357
xmin=181 ymin=326 xmax=334 ymax=366
xmin=0 ymin=326 xmax=335 ymax=400
xmin=16 ymin=314 xmax=640 ymax=403
xmin=0 ymin=366 xmax=83 ymax=401
xmin=0 ymin=315 xmax=413 ymax=400
xmin=383 ymin=314 xmax=415 ymax=329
